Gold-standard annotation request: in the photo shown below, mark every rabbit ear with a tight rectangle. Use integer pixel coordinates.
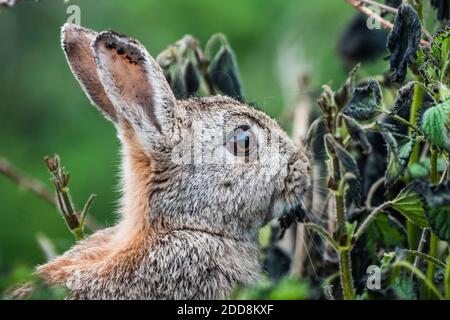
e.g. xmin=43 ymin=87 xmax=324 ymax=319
xmin=91 ymin=30 xmax=177 ymax=148
xmin=61 ymin=24 xmax=117 ymax=122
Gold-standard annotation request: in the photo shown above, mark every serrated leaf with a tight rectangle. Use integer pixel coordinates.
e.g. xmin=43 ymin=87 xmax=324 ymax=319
xmin=391 ymin=183 xmax=429 ymax=228
xmin=366 ymin=216 xmax=405 ymax=261
xmin=343 ymin=79 xmax=383 ymax=120
xmin=335 ymin=64 xmax=360 ymax=109
xmin=207 ymin=45 xmax=243 ymax=101
xmin=343 ymin=115 xmax=372 ymax=154
xmin=385 ymin=4 xmax=421 ymax=83
xmin=325 ymin=135 xmax=362 ymax=207
xmin=424 ymin=181 xmax=450 ymax=243
xmin=382 ymin=130 xmax=413 ymax=187
xmin=421 ymin=100 xmax=450 ymax=150
xmin=390 ymin=82 xmax=414 ymax=115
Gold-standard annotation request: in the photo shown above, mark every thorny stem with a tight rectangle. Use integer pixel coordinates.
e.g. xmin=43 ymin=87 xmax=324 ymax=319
xmin=403 ymin=249 xmax=447 ymax=270
xmin=353 ymin=202 xmax=392 ymax=242
xmin=339 ymin=248 xmax=355 ymax=300
xmin=365 ymin=177 xmax=385 ymax=208
xmin=44 ymin=155 xmax=96 ymax=241
xmin=303 ymin=222 xmax=339 ymax=250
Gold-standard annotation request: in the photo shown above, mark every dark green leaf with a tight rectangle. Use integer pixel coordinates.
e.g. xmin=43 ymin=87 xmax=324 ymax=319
xmin=325 ymin=135 xmax=362 ymax=207
xmin=421 ymin=99 xmax=450 ymax=150
xmin=390 ymin=82 xmax=414 ymax=116
xmin=207 ymin=46 xmax=243 ymax=101
xmin=391 ymin=182 xmax=429 ymax=228
xmin=343 ymin=115 xmax=372 ymax=154
xmin=382 ymin=130 xmax=413 ymax=187
xmin=184 ymin=60 xmax=200 ymax=97
xmin=343 ymin=79 xmax=382 ymax=120
xmin=366 ymin=215 xmax=405 ymax=261
xmin=335 ymin=64 xmax=360 ymax=109
xmin=385 ymin=4 xmax=421 ymax=83
xmin=424 ymin=181 xmax=450 ymax=243
xmin=170 ymin=63 xmax=188 ymax=99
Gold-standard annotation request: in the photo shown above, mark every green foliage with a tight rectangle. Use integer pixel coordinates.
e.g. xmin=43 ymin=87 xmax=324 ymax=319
xmin=386 ymin=4 xmax=421 ymax=83
xmin=424 ymin=181 xmax=450 ymax=242
xmin=232 ymin=276 xmax=310 ymax=300
xmin=207 ymin=41 xmax=244 ymax=101
xmin=421 ymin=100 xmax=450 ymax=150
xmin=342 ymin=79 xmax=382 ymax=120
xmin=343 ymin=115 xmax=372 ymax=154
xmin=366 ymin=215 xmax=405 ymax=261
xmin=382 ymin=132 xmax=413 ymax=187
xmin=391 ymin=183 xmax=429 ymax=228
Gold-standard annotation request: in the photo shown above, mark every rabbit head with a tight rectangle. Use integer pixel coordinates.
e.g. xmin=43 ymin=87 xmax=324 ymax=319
xmin=61 ymin=24 xmax=311 ymax=241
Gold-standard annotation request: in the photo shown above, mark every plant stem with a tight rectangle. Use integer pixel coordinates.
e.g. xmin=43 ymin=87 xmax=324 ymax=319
xmin=406 ymin=82 xmax=424 ymax=251
xmin=425 ymin=148 xmax=439 ymax=299
xmin=303 ymin=222 xmax=339 ymax=251
xmin=353 ymin=202 xmax=392 ymax=242
xmin=339 ymin=248 xmax=355 ymax=300
xmin=403 ymin=249 xmax=447 ymax=269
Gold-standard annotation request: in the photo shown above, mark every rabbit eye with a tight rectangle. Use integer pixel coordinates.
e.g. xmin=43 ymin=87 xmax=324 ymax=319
xmin=227 ymin=126 xmax=257 ymax=157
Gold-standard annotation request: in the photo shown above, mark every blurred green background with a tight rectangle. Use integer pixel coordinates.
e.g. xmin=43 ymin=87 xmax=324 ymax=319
xmin=0 ymin=0 xmax=385 ymax=279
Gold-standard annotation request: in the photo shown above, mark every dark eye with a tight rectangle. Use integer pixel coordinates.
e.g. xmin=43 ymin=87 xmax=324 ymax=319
xmin=227 ymin=126 xmax=257 ymax=157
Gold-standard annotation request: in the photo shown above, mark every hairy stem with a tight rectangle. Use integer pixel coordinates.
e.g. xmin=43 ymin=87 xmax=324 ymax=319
xmin=353 ymin=202 xmax=392 ymax=243
xmin=339 ymin=248 xmax=355 ymax=300
xmin=406 ymin=82 xmax=424 ymax=251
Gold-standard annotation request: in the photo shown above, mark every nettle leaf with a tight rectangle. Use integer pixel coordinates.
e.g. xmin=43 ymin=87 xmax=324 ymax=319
xmin=343 ymin=79 xmax=383 ymax=120
xmin=382 ymin=130 xmax=413 ymax=187
xmin=343 ymin=115 xmax=372 ymax=154
xmin=335 ymin=64 xmax=360 ymax=109
xmin=207 ymin=45 xmax=243 ymax=101
xmin=184 ymin=60 xmax=200 ymax=97
xmin=390 ymin=82 xmax=414 ymax=116
xmin=431 ymin=0 xmax=450 ymax=22
xmin=385 ymin=4 xmax=421 ymax=83
xmin=419 ymin=27 xmax=450 ymax=84
xmin=424 ymin=181 xmax=450 ymax=243
xmin=326 ymin=136 xmax=362 ymax=207
xmin=366 ymin=215 xmax=405 ymax=261
xmin=421 ymin=100 xmax=450 ymax=150
xmin=391 ymin=182 xmax=429 ymax=228
xmin=168 ymin=60 xmax=200 ymax=99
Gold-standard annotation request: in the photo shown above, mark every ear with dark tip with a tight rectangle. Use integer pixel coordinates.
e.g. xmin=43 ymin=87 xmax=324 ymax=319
xmin=91 ymin=30 xmax=177 ymax=150
xmin=61 ymin=23 xmax=117 ymax=122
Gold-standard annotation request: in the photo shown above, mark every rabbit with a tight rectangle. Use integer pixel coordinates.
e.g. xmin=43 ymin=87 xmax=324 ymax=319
xmin=36 ymin=23 xmax=311 ymax=300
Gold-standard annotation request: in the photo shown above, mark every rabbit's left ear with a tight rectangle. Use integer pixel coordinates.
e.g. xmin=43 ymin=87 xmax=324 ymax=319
xmin=92 ymin=31 xmax=177 ymax=150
